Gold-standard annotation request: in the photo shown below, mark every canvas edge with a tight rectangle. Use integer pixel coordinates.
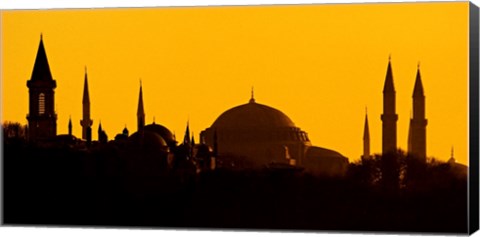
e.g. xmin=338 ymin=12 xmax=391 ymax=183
xmin=469 ymin=1 xmax=480 ymax=235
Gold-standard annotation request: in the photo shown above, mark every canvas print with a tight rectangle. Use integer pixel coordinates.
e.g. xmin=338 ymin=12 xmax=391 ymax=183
xmin=1 ymin=1 xmax=478 ymax=234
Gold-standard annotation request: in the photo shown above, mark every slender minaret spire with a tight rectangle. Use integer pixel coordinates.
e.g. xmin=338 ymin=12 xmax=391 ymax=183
xmin=80 ymin=66 xmax=93 ymax=140
xmin=409 ymin=64 xmax=428 ymax=162
xmin=68 ymin=116 xmax=72 ymax=136
xmin=249 ymin=86 xmax=255 ymax=103
xmin=137 ymin=80 xmax=145 ymax=132
xmin=362 ymin=107 xmax=370 ymax=159
xmin=381 ymin=56 xmax=398 ymax=155
xmin=183 ymin=121 xmax=190 ymax=145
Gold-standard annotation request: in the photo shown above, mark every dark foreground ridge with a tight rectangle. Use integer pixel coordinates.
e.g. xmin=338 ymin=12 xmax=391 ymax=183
xmin=3 ymin=140 xmax=467 ymax=233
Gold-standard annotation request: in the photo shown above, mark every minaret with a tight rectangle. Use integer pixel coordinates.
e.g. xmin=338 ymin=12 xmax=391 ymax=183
xmin=362 ymin=108 xmax=370 ymax=159
xmin=409 ymin=64 xmax=428 ymax=161
xmin=381 ymin=56 xmax=398 ymax=155
xmin=80 ymin=67 xmax=93 ymax=140
xmin=183 ymin=121 xmax=190 ymax=145
xmin=68 ymin=116 xmax=72 ymax=136
xmin=26 ymin=34 xmax=57 ymax=140
xmin=137 ymin=80 xmax=145 ymax=132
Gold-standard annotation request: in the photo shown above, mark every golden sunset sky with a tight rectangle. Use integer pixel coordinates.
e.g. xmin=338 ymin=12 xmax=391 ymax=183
xmin=1 ymin=2 xmax=470 ymax=164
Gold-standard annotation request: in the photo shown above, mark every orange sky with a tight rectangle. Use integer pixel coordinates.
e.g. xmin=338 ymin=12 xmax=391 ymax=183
xmin=1 ymin=2 xmax=470 ymax=164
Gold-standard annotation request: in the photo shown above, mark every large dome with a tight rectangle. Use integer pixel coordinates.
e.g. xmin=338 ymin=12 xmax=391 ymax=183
xmin=211 ymin=101 xmax=295 ymax=129
xmin=201 ymin=99 xmax=310 ymax=168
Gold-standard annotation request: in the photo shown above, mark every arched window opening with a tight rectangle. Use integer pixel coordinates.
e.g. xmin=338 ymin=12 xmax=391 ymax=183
xmin=39 ymin=93 xmax=45 ymax=115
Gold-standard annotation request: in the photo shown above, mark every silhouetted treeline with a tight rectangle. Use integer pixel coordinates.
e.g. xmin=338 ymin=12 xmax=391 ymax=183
xmin=3 ymin=140 xmax=468 ymax=234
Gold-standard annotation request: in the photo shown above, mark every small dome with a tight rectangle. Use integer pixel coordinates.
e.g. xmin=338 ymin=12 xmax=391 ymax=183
xmin=144 ymin=123 xmax=175 ymax=145
xmin=128 ymin=131 xmax=168 ymax=152
xmin=211 ymin=101 xmax=295 ymax=129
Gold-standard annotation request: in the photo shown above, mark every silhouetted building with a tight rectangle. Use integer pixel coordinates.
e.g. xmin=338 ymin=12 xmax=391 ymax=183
xmin=408 ymin=65 xmax=427 ymax=162
xmin=26 ymin=34 xmax=57 ymax=141
xmin=80 ymin=67 xmax=93 ymax=140
xmin=201 ymin=91 xmax=348 ymax=175
xmin=381 ymin=57 xmax=398 ymax=155
xmin=362 ymin=109 xmax=370 ymax=159
xmin=144 ymin=123 xmax=176 ymax=150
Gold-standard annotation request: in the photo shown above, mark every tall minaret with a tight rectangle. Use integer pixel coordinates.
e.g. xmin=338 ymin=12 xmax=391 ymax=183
xmin=80 ymin=67 xmax=93 ymax=140
xmin=362 ymin=108 xmax=371 ymax=159
xmin=408 ymin=64 xmax=427 ymax=161
xmin=381 ymin=56 xmax=398 ymax=155
xmin=137 ymin=80 xmax=145 ymax=132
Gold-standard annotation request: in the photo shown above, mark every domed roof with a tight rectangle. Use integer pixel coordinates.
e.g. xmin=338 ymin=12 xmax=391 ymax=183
xmin=128 ymin=130 xmax=168 ymax=150
xmin=211 ymin=101 xmax=295 ymax=129
xmin=144 ymin=123 xmax=175 ymax=144
xmin=306 ymin=146 xmax=347 ymax=160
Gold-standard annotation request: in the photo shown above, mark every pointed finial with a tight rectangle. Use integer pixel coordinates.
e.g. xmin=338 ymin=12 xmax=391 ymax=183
xmin=40 ymin=33 xmax=43 ymax=40
xmin=249 ymin=86 xmax=255 ymax=103
xmin=140 ymin=78 xmax=142 ymax=87
xmin=451 ymin=146 xmax=454 ymax=158
xmin=388 ymin=54 xmax=391 ymax=62
xmin=417 ymin=61 xmax=421 ymax=69
xmin=365 ymin=106 xmax=368 ymax=115
xmin=85 ymin=65 xmax=87 ymax=74
xmin=153 ymin=116 xmax=155 ymax=124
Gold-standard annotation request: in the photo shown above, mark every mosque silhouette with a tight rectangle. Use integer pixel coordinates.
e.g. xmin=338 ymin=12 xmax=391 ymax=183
xmin=25 ymin=35 xmax=436 ymax=175
xmin=3 ymin=33 xmax=469 ymax=234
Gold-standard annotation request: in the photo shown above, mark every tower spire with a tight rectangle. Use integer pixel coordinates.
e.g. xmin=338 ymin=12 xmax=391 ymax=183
xmin=363 ymin=107 xmax=371 ymax=159
xmin=381 ymin=56 xmax=398 ymax=155
xmin=183 ymin=120 xmax=190 ymax=145
xmin=137 ymin=79 xmax=145 ymax=132
xmin=26 ymin=35 xmax=57 ymax=141
xmin=413 ymin=64 xmax=424 ymax=97
xmin=80 ymin=67 xmax=93 ymax=140
xmin=30 ymin=34 xmax=53 ymax=82
xmin=68 ymin=116 xmax=72 ymax=136
xmin=409 ymin=64 xmax=428 ymax=162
